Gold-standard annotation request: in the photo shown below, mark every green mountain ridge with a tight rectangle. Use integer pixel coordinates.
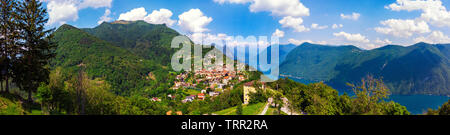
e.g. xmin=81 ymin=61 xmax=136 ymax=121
xmin=281 ymin=42 xmax=450 ymax=96
xmin=51 ymin=24 xmax=171 ymax=95
xmin=83 ymin=20 xmax=180 ymax=66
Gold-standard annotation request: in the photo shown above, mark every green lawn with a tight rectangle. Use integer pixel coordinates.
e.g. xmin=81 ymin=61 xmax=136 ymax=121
xmin=265 ymin=107 xmax=276 ymax=115
xmin=184 ymin=89 xmax=200 ymax=96
xmin=214 ymin=102 xmax=266 ymax=115
xmin=214 ymin=106 xmax=236 ymax=115
xmin=29 ymin=109 xmax=44 ymax=115
xmin=264 ymin=107 xmax=288 ymax=115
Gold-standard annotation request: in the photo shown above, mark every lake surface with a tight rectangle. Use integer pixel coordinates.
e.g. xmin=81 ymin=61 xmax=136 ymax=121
xmin=287 ymin=77 xmax=450 ymax=115
xmin=388 ymin=95 xmax=450 ymax=114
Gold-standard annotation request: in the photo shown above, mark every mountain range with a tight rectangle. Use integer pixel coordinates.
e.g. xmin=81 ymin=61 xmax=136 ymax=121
xmin=51 ymin=21 xmax=180 ymax=95
xmin=280 ymin=42 xmax=450 ymax=96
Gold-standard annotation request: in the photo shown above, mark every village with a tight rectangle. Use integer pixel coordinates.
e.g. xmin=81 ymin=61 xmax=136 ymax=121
xmin=170 ymin=64 xmax=247 ymax=103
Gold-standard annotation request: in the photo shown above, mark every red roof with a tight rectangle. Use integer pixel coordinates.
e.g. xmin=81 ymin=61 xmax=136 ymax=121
xmin=244 ymin=81 xmax=254 ymax=86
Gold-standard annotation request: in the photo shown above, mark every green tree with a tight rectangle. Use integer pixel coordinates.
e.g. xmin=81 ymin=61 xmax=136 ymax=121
xmin=36 ymin=67 xmax=70 ymax=114
xmin=273 ymin=93 xmax=283 ymax=115
xmin=0 ymin=0 xmax=20 ymax=93
xmin=236 ymin=101 xmax=243 ymax=115
xmin=427 ymin=100 xmax=450 ymax=115
xmin=347 ymin=75 xmax=408 ymax=115
xmin=13 ymin=0 xmax=55 ymax=102
xmin=438 ymin=100 xmax=450 ymax=115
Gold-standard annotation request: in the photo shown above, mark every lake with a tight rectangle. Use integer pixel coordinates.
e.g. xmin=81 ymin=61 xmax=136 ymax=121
xmin=287 ymin=77 xmax=450 ymax=115
xmin=388 ymin=95 xmax=450 ymax=114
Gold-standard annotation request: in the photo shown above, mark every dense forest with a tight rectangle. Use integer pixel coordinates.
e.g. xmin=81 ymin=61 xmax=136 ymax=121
xmin=281 ymin=42 xmax=450 ymax=95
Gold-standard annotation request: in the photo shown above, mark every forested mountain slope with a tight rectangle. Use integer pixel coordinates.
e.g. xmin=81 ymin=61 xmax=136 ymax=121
xmin=281 ymin=42 xmax=450 ymax=95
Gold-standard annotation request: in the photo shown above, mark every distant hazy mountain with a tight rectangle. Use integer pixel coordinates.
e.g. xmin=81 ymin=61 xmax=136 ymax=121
xmin=260 ymin=44 xmax=297 ymax=64
xmin=226 ymin=44 xmax=297 ymax=71
xmin=280 ymin=42 xmax=450 ymax=96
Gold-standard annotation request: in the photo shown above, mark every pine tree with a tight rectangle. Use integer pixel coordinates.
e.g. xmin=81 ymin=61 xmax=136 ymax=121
xmin=0 ymin=0 xmax=20 ymax=93
xmin=14 ymin=0 xmax=55 ymax=102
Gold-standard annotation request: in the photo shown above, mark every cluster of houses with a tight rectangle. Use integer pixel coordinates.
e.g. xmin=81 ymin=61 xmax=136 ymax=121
xmin=173 ymin=65 xmax=248 ymax=103
xmin=181 ymin=89 xmax=222 ymax=103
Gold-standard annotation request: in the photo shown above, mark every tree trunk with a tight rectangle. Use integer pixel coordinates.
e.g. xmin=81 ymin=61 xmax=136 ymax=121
xmin=5 ymin=76 xmax=9 ymax=93
xmin=1 ymin=80 xmax=3 ymax=92
xmin=28 ymin=88 xmax=32 ymax=102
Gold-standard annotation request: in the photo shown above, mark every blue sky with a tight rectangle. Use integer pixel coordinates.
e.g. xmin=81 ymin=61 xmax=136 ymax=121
xmin=43 ymin=0 xmax=450 ymax=49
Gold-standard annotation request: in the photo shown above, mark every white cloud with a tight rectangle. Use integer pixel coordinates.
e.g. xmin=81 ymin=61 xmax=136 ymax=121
xmin=97 ymin=9 xmax=112 ymax=24
xmin=144 ymin=9 xmax=176 ymax=26
xmin=42 ymin=0 xmax=113 ymax=25
xmin=178 ymin=9 xmax=213 ymax=33
xmin=386 ymin=0 xmax=450 ymax=27
xmin=190 ymin=33 xmax=272 ymax=48
xmin=213 ymin=0 xmax=311 ymax=34
xmin=364 ymin=44 xmax=384 ymax=50
xmin=118 ymin=8 xmax=176 ymax=26
xmin=79 ymin=0 xmax=112 ymax=9
xmin=375 ymin=19 xmax=430 ymax=38
xmin=333 ymin=31 xmax=370 ymax=43
xmin=311 ymin=23 xmax=328 ymax=30
xmin=213 ymin=0 xmax=252 ymax=4
xmin=332 ymin=24 xmax=343 ymax=29
xmin=288 ymin=39 xmax=327 ymax=45
xmin=414 ymin=31 xmax=450 ymax=44
xmin=249 ymin=0 xmax=310 ymax=17
xmin=279 ymin=16 xmax=309 ymax=32
xmin=375 ymin=38 xmax=393 ymax=45
xmin=46 ymin=0 xmax=79 ymax=25
xmin=272 ymin=29 xmax=285 ymax=37
xmin=213 ymin=0 xmax=310 ymax=17
xmin=340 ymin=12 xmax=361 ymax=20
xmin=190 ymin=33 xmax=229 ymax=45
xmin=118 ymin=7 xmax=148 ymax=21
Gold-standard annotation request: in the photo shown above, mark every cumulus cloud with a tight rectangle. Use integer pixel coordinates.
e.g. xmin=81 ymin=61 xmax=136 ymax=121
xmin=333 ymin=31 xmax=370 ymax=43
xmin=97 ymin=9 xmax=112 ymax=24
xmin=79 ymin=0 xmax=112 ymax=9
xmin=213 ymin=0 xmax=252 ymax=4
xmin=214 ymin=0 xmax=310 ymax=33
xmin=42 ymin=0 xmax=113 ymax=25
xmin=340 ymin=12 xmax=361 ymax=20
xmin=311 ymin=23 xmax=328 ymax=30
xmin=45 ymin=0 xmax=79 ymax=25
xmin=374 ymin=38 xmax=393 ymax=45
xmin=178 ymin=9 xmax=213 ymax=33
xmin=214 ymin=0 xmax=310 ymax=17
xmin=249 ymin=0 xmax=310 ymax=17
xmin=288 ymin=39 xmax=327 ymax=45
xmin=144 ymin=9 xmax=176 ymax=26
xmin=190 ymin=33 xmax=230 ymax=45
xmin=272 ymin=29 xmax=285 ymax=37
xmin=279 ymin=16 xmax=309 ymax=32
xmin=332 ymin=24 xmax=343 ymax=29
xmin=190 ymin=33 xmax=273 ymax=48
xmin=375 ymin=19 xmax=430 ymax=38
xmin=386 ymin=0 xmax=450 ymax=27
xmin=118 ymin=7 xmax=176 ymax=26
xmin=118 ymin=7 xmax=148 ymax=21
xmin=414 ymin=31 xmax=450 ymax=44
